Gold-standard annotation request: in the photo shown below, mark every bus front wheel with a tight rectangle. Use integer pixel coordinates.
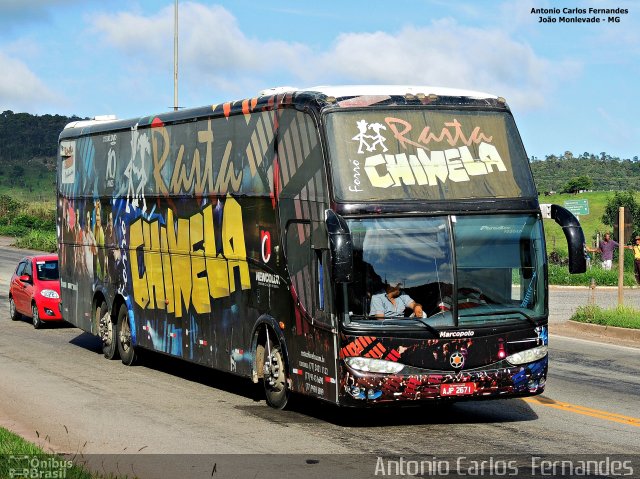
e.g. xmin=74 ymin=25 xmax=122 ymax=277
xmin=117 ymin=304 xmax=136 ymax=366
xmin=263 ymin=339 xmax=289 ymax=409
xmin=98 ymin=301 xmax=118 ymax=360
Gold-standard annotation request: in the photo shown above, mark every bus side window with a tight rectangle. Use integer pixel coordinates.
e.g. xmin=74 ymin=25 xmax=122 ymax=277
xmin=316 ymin=249 xmax=324 ymax=311
xmin=314 ymin=248 xmax=335 ymax=328
xmin=285 ymin=220 xmax=313 ymax=314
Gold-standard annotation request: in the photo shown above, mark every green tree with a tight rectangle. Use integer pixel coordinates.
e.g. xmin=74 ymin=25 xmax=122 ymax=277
xmin=601 ymin=191 xmax=640 ymax=238
xmin=11 ymin=164 xmax=25 ymax=177
xmin=561 ymin=175 xmax=593 ymax=194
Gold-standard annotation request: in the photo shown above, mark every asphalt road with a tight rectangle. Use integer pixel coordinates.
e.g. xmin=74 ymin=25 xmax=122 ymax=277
xmin=548 ymin=284 xmax=640 ymax=323
xmin=1 ymin=244 xmax=639 ymax=478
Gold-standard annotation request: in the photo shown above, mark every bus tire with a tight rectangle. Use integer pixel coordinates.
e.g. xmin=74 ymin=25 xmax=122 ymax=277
xmin=32 ymin=303 xmax=43 ymax=329
xmin=98 ymin=301 xmax=118 ymax=360
xmin=117 ymin=304 xmax=136 ymax=366
xmin=9 ymin=296 xmax=20 ymax=321
xmin=263 ymin=338 xmax=289 ymax=409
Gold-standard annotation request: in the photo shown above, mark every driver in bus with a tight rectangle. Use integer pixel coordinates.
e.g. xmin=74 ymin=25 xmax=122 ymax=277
xmin=369 ymin=282 xmax=421 ymax=319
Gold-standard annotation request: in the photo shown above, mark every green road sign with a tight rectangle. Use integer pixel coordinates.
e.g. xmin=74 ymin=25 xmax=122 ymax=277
xmin=563 ymin=199 xmax=589 ymax=216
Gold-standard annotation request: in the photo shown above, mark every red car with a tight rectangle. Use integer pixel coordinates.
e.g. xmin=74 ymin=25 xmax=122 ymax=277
xmin=9 ymin=255 xmax=63 ymax=329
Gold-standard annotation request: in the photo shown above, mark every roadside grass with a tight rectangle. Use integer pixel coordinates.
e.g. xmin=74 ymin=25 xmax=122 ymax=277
xmin=548 ymin=263 xmax=637 ymax=287
xmin=13 ymin=229 xmax=57 ymax=252
xmin=0 ymin=166 xmax=56 ymax=203
xmin=571 ymin=305 xmax=640 ymax=329
xmin=0 ymin=195 xmax=56 ymax=252
xmin=0 ymin=427 xmax=96 ymax=478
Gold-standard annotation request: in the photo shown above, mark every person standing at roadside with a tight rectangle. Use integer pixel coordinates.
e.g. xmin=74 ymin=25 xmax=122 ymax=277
xmin=587 ymin=232 xmax=618 ymax=270
xmin=624 ymin=236 xmax=640 ymax=285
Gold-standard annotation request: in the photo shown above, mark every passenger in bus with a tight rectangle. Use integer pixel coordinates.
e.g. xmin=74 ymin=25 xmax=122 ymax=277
xmin=369 ymin=283 xmax=420 ymax=319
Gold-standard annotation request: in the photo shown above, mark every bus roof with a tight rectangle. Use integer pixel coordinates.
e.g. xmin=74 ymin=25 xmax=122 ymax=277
xmin=60 ymin=85 xmax=505 ymax=137
xmin=261 ymin=85 xmax=499 ymax=101
xmin=63 ymin=115 xmax=119 ymax=130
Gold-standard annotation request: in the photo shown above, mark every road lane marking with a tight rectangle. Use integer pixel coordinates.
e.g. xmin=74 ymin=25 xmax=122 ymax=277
xmin=524 ymin=396 xmax=640 ymax=427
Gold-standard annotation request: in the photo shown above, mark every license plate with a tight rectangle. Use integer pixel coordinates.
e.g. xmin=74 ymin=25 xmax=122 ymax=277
xmin=440 ymin=382 xmax=476 ymax=396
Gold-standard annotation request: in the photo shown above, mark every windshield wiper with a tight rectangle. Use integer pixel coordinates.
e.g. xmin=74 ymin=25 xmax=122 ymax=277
xmin=349 ymin=315 xmax=440 ymax=335
xmin=460 ymin=308 xmax=538 ymax=326
xmin=408 ymin=316 xmax=440 ymax=335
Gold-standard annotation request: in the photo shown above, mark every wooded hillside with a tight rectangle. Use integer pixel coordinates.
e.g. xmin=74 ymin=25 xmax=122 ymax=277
xmin=530 ymin=151 xmax=640 ymax=193
xmin=0 ymin=110 xmax=637 ymax=194
xmin=0 ymin=110 xmax=82 ymax=163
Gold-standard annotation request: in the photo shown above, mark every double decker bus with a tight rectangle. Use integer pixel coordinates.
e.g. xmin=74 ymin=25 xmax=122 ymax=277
xmin=57 ymin=86 xmax=585 ymax=409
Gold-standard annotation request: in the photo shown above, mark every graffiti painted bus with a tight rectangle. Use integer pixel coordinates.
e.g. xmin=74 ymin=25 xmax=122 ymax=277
xmin=57 ymin=86 xmax=585 ymax=409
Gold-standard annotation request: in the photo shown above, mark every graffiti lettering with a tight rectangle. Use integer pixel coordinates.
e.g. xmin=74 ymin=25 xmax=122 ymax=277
xmin=385 ymin=117 xmax=493 ymax=150
xmin=348 ymin=159 xmax=363 ymax=193
xmin=363 ymin=143 xmax=506 ymax=188
xmin=152 ymin=120 xmax=242 ymax=197
xmin=129 ymin=197 xmax=251 ymax=317
xmin=125 ymin=128 xmax=149 ymax=213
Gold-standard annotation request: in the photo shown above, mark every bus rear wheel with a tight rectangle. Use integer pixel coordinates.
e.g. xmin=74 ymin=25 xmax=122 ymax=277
xmin=97 ymin=301 xmax=118 ymax=360
xmin=263 ymin=340 xmax=289 ymax=409
xmin=117 ymin=304 xmax=136 ymax=366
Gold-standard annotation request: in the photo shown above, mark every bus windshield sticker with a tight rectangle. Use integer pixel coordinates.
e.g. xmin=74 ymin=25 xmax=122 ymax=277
xmin=326 ymin=109 xmax=536 ymax=201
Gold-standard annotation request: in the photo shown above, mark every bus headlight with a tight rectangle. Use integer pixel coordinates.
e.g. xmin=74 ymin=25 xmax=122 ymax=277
xmin=40 ymin=289 xmax=60 ymax=299
xmin=345 ymin=357 xmax=405 ymax=374
xmin=506 ymin=345 xmax=548 ymax=365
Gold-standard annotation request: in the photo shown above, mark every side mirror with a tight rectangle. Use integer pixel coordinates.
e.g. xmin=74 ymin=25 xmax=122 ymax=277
xmin=19 ymin=274 xmax=31 ymax=283
xmin=325 ymin=210 xmax=353 ymax=283
xmin=550 ymin=205 xmax=587 ymax=274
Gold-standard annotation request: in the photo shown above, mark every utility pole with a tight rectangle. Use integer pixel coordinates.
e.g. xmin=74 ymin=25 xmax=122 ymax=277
xmin=618 ymin=206 xmax=625 ymax=306
xmin=173 ymin=0 xmax=179 ymax=111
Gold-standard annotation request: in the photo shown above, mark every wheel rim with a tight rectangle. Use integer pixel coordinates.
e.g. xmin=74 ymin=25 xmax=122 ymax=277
xmin=98 ymin=307 xmax=113 ymax=347
xmin=119 ymin=317 xmax=131 ymax=353
xmin=265 ymin=348 xmax=286 ymax=394
xmin=9 ymin=298 xmax=15 ymax=318
xmin=32 ymin=306 xmax=39 ymax=326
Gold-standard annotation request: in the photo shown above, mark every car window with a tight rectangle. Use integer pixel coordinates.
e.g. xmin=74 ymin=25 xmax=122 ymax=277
xmin=36 ymin=261 xmax=59 ymax=281
xmin=15 ymin=261 xmax=26 ymax=276
xmin=24 ymin=261 xmax=32 ymax=278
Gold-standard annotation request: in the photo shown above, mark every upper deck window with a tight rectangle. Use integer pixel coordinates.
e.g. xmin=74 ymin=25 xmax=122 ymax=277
xmin=325 ymin=108 xmax=536 ymax=202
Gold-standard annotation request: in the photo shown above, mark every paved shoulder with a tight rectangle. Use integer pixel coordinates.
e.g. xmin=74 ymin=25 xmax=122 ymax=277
xmin=552 ymin=320 xmax=640 ymax=349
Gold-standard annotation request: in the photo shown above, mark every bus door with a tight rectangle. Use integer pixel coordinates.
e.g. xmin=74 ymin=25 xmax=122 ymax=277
xmin=285 ymin=219 xmax=338 ymax=402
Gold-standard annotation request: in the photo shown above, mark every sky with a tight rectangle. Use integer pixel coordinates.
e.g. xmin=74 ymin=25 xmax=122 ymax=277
xmin=0 ymin=0 xmax=637 ymax=160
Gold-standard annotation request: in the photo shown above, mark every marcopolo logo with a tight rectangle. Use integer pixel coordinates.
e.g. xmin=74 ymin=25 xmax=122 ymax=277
xmin=439 ymin=330 xmax=475 ymax=338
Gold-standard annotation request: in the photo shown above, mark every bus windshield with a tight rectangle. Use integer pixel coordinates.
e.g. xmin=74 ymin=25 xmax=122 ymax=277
xmin=325 ymin=108 xmax=536 ymax=202
xmin=344 ymin=214 xmax=545 ymax=328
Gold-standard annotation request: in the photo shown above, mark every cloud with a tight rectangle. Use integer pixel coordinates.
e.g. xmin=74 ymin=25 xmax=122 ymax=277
xmin=89 ymin=3 xmax=574 ymax=111
xmin=316 ymin=19 xmax=578 ymax=110
xmin=90 ymin=2 xmax=310 ymax=96
xmin=0 ymin=52 xmax=60 ymax=112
